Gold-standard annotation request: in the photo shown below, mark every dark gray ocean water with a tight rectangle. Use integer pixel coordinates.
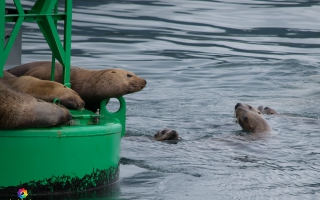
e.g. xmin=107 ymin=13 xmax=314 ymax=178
xmin=5 ymin=0 xmax=320 ymax=199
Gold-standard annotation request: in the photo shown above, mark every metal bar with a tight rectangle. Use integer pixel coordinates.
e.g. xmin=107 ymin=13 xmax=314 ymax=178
xmin=30 ymin=0 xmax=42 ymax=13
xmin=0 ymin=0 xmax=5 ymax=77
xmin=36 ymin=16 xmax=65 ymax=65
xmin=30 ymin=0 xmax=57 ymax=14
xmin=39 ymin=0 xmax=58 ymax=14
xmin=3 ymin=16 xmax=24 ymax=64
xmin=51 ymin=1 xmax=59 ymax=81
xmin=37 ymin=17 xmax=55 ymax=59
xmin=13 ymin=0 xmax=24 ymax=15
xmin=63 ymin=0 xmax=72 ymax=87
xmin=30 ymin=0 xmax=69 ymax=86
xmin=46 ymin=15 xmax=66 ymax=65
xmin=5 ymin=14 xmax=65 ymax=22
xmin=4 ymin=1 xmax=25 ymax=66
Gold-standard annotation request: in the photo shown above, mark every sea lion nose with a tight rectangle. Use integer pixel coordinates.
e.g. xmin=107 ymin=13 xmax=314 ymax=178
xmin=75 ymin=101 xmax=85 ymax=110
xmin=235 ymin=103 xmax=242 ymax=110
xmin=66 ymin=112 xmax=72 ymax=121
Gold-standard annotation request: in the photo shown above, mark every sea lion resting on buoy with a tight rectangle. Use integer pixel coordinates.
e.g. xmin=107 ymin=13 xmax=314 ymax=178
xmin=235 ymin=103 xmax=271 ymax=134
xmin=257 ymin=106 xmax=279 ymax=115
xmin=0 ymin=78 xmax=72 ymax=129
xmin=7 ymin=61 xmax=147 ymax=112
xmin=4 ymin=71 xmax=85 ymax=110
xmin=154 ymin=129 xmax=180 ymax=141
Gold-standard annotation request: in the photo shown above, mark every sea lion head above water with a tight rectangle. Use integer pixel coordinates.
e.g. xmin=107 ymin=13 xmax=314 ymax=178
xmin=234 ymin=103 xmax=262 ymax=115
xmin=235 ymin=105 xmax=271 ymax=134
xmin=154 ymin=129 xmax=180 ymax=141
xmin=257 ymin=106 xmax=279 ymax=115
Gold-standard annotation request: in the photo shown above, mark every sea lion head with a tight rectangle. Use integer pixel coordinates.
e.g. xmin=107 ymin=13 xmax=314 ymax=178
xmin=235 ymin=106 xmax=271 ymax=134
xmin=56 ymin=85 xmax=85 ymax=110
xmin=257 ymin=106 xmax=279 ymax=115
xmin=5 ymin=75 xmax=85 ymax=110
xmin=235 ymin=103 xmax=262 ymax=115
xmin=154 ymin=129 xmax=179 ymax=141
xmin=33 ymin=80 xmax=85 ymax=110
xmin=93 ymin=69 xmax=147 ymax=98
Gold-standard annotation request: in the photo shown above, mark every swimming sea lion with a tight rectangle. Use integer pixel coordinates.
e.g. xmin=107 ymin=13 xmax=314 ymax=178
xmin=154 ymin=129 xmax=180 ymax=141
xmin=4 ymin=71 xmax=85 ymax=110
xmin=257 ymin=106 xmax=279 ymax=115
xmin=0 ymin=78 xmax=72 ymax=129
xmin=235 ymin=104 xmax=272 ymax=134
xmin=7 ymin=61 xmax=147 ymax=112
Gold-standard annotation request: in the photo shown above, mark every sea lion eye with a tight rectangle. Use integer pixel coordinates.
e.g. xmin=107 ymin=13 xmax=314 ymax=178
xmin=248 ymin=106 xmax=252 ymax=109
xmin=264 ymin=107 xmax=269 ymax=110
xmin=127 ymin=74 xmax=133 ymax=78
xmin=258 ymin=112 xmax=261 ymax=114
xmin=244 ymin=116 xmax=248 ymax=122
xmin=111 ymin=71 xmax=116 ymax=73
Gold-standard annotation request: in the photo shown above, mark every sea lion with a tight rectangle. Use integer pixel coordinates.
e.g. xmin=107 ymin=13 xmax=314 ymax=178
xmin=0 ymin=78 xmax=72 ymax=129
xmin=235 ymin=104 xmax=272 ymax=134
xmin=4 ymin=71 xmax=85 ymax=110
xmin=257 ymin=106 xmax=279 ymax=115
xmin=234 ymin=103 xmax=262 ymax=115
xmin=154 ymin=129 xmax=180 ymax=141
xmin=7 ymin=61 xmax=147 ymax=112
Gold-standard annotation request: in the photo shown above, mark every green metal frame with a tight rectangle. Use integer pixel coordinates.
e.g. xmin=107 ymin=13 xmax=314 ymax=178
xmin=1 ymin=0 xmax=127 ymax=140
xmin=1 ymin=0 xmax=72 ymax=87
xmin=0 ymin=1 xmax=127 ymax=195
xmin=1 ymin=0 xmax=126 ymax=135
